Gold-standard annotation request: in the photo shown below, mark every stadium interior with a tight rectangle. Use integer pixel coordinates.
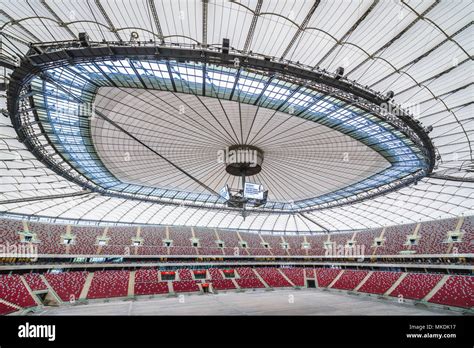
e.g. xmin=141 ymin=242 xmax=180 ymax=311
xmin=0 ymin=0 xmax=472 ymax=336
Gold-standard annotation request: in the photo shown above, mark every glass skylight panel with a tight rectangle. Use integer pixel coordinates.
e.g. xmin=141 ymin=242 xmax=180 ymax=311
xmin=207 ymin=71 xmax=236 ymax=89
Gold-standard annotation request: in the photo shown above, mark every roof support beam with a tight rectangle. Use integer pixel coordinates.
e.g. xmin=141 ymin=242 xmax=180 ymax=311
xmin=40 ymin=0 xmax=76 ymax=39
xmin=202 ymin=0 xmax=208 ymax=47
xmin=94 ymin=0 xmax=122 ymax=41
xmin=0 ymin=191 xmax=90 ymax=205
xmin=280 ymin=0 xmax=321 ymax=60
xmin=0 ymin=9 xmax=41 ymax=43
xmin=369 ymin=23 xmax=472 ymax=88
xmin=316 ymin=0 xmax=379 ymax=67
xmin=298 ymin=213 xmax=329 ymax=232
xmin=147 ymin=0 xmax=164 ymax=43
xmin=243 ymin=0 xmax=263 ymax=53
xmin=346 ymin=0 xmax=440 ymax=77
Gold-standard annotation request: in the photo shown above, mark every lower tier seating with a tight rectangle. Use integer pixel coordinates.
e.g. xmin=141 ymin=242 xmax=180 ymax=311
xmin=210 ymin=279 xmax=236 ymax=290
xmin=280 ymin=268 xmax=305 ymax=286
xmin=358 ymin=271 xmax=402 ymax=295
xmin=45 ymin=271 xmax=88 ymax=302
xmin=87 ymin=271 xmax=130 ymax=299
xmin=331 ymin=270 xmax=369 ymax=290
xmin=172 ymin=280 xmax=200 ymax=293
xmin=134 ymin=282 xmax=169 ymax=296
xmin=428 ymin=275 xmax=474 ymax=308
xmin=23 ymin=273 xmax=48 ymax=291
xmin=389 ymin=273 xmax=443 ymax=300
xmin=0 ymin=275 xmax=36 ymax=308
xmin=255 ymin=268 xmax=292 ymax=287
xmin=0 ymin=302 xmax=18 ymax=315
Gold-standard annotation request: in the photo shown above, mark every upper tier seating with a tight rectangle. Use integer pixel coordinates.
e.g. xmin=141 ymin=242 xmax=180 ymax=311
xmin=413 ymin=218 xmax=456 ymax=254
xmin=0 ymin=274 xmax=36 ymax=308
xmin=376 ymin=224 xmax=416 ymax=255
xmin=100 ymin=226 xmax=137 ymax=256
xmin=315 ymin=268 xmax=341 ymax=287
xmin=306 ymin=234 xmax=327 ymax=256
xmin=357 ymin=271 xmax=402 ymax=294
xmin=457 ymin=216 xmax=473 ymax=254
xmin=353 ymin=228 xmax=382 ymax=256
xmin=428 ymin=275 xmax=474 ymax=308
xmin=29 ymin=221 xmax=66 ymax=254
xmin=138 ymin=226 xmax=168 ymax=256
xmin=194 ymin=228 xmax=223 ymax=255
xmin=23 ymin=273 xmax=48 ymax=291
xmin=168 ymin=227 xmax=193 ymax=246
xmin=0 ymin=219 xmax=22 ymax=244
xmin=255 ymin=268 xmax=292 ymax=287
xmin=389 ymin=273 xmax=443 ymax=300
xmin=262 ymin=235 xmax=288 ymax=256
xmin=331 ymin=270 xmax=369 ymax=290
xmin=87 ymin=270 xmax=129 ymax=299
xmin=169 ymin=227 xmax=196 ymax=255
xmin=240 ymin=231 xmax=272 ymax=256
xmin=284 ymin=235 xmax=307 ymax=256
xmin=280 ymin=267 xmax=305 ymax=286
xmin=45 ymin=271 xmax=88 ymax=302
xmin=0 ymin=218 xmax=471 ymax=259
xmin=68 ymin=226 xmax=102 ymax=255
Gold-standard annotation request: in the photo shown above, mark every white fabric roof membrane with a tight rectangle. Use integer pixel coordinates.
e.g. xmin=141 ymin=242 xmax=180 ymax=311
xmin=0 ymin=0 xmax=472 ymax=232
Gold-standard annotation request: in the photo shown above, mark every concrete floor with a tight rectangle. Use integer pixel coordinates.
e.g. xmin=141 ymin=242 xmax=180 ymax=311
xmin=33 ymin=289 xmax=458 ymax=316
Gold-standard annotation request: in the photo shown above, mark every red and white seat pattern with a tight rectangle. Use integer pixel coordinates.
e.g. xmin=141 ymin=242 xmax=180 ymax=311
xmin=210 ymin=279 xmax=236 ymax=290
xmin=284 ymin=235 xmax=307 ymax=256
xmin=100 ymin=227 xmax=137 ymax=256
xmin=353 ymin=228 xmax=382 ymax=255
xmin=45 ymin=271 xmax=88 ymax=302
xmin=135 ymin=269 xmax=159 ymax=282
xmin=263 ymin=235 xmax=288 ymax=256
xmin=457 ymin=216 xmax=474 ymax=254
xmin=23 ymin=273 xmax=48 ymax=291
xmin=315 ymin=268 xmax=341 ymax=287
xmin=280 ymin=268 xmax=305 ymax=286
xmin=0 ymin=219 xmax=22 ymax=244
xmin=169 ymin=227 xmax=196 ymax=255
xmin=357 ymin=271 xmax=402 ymax=295
xmin=139 ymin=226 xmax=168 ymax=256
xmin=240 ymin=231 xmax=272 ymax=256
xmin=331 ymin=270 xmax=369 ymax=290
xmin=208 ymin=268 xmax=224 ymax=280
xmin=428 ymin=275 xmax=474 ymax=308
xmin=376 ymin=224 xmax=416 ymax=255
xmin=235 ymin=267 xmax=265 ymax=288
xmin=172 ymin=280 xmax=200 ymax=293
xmin=0 ymin=302 xmax=18 ymax=315
xmin=414 ymin=218 xmax=456 ymax=255
xmin=87 ymin=270 xmax=129 ymax=299
xmin=306 ymin=235 xmax=327 ymax=256
xmin=30 ymin=221 xmax=66 ymax=255
xmin=389 ymin=273 xmax=443 ymax=300
xmin=0 ymin=274 xmax=36 ymax=308
xmin=68 ymin=226 xmax=102 ymax=255
xmin=178 ymin=269 xmax=194 ymax=281
xmin=194 ymin=228 xmax=222 ymax=255
xmin=255 ymin=268 xmax=292 ymax=287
